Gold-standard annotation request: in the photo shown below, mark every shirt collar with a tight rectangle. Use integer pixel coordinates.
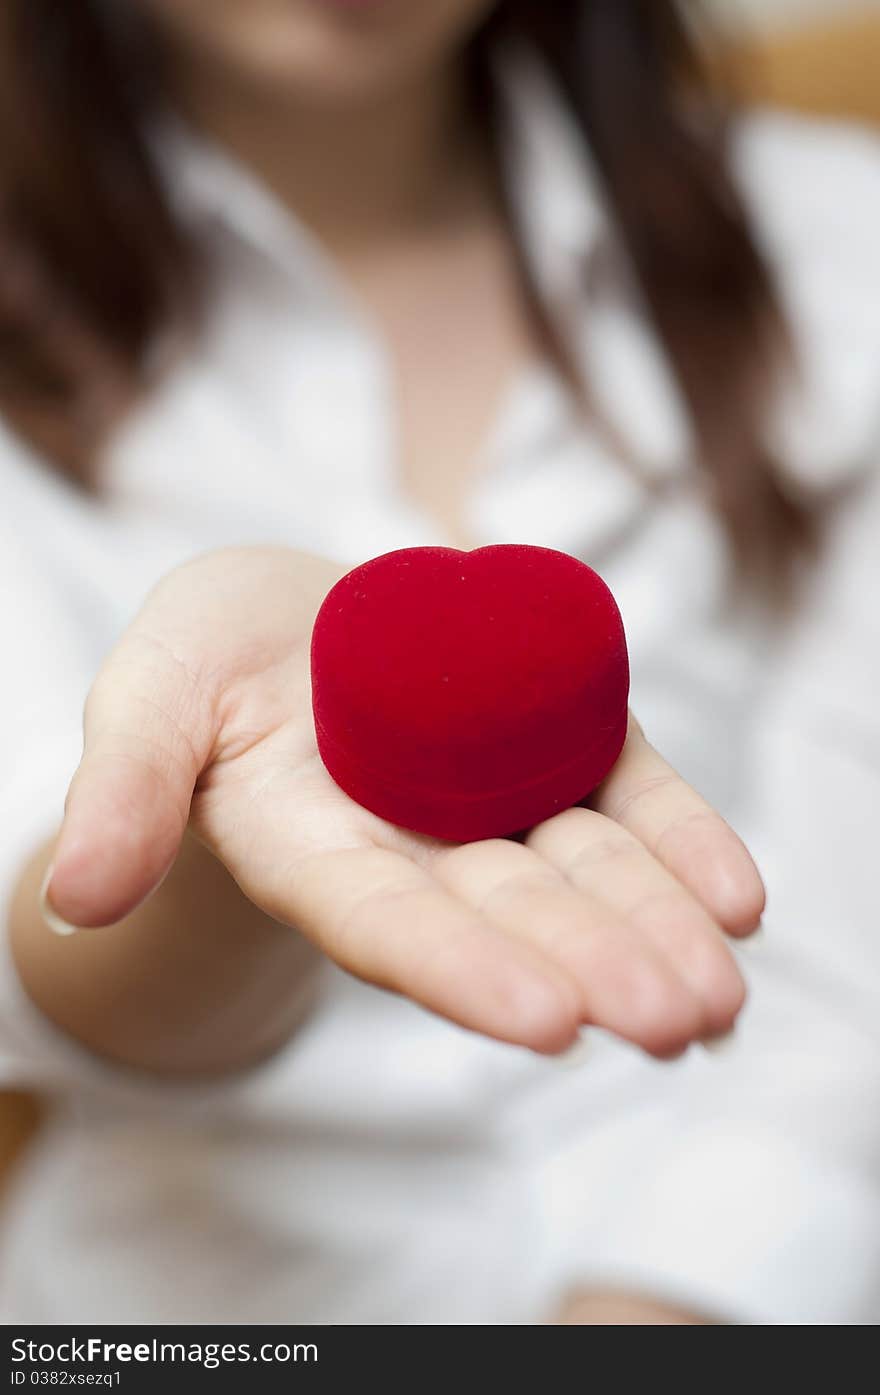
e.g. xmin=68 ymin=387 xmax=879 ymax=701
xmin=495 ymin=46 xmax=610 ymax=307
xmin=152 ymin=115 xmax=351 ymax=315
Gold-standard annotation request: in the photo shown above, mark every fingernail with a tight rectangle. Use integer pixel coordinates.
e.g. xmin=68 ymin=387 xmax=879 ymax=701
xmin=701 ymin=1028 xmax=736 ymax=1056
xmin=39 ymin=866 xmax=80 ymax=938
xmin=553 ymin=1030 xmax=591 ymax=1069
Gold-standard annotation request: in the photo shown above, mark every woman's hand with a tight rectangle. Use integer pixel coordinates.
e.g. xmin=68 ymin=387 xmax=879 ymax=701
xmin=43 ymin=547 xmax=763 ymax=1059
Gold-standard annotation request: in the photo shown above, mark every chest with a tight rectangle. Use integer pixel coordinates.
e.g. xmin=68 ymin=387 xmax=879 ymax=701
xmin=340 ymin=218 xmax=545 ymax=548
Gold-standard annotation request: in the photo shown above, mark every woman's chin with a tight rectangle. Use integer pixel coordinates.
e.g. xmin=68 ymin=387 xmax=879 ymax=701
xmin=144 ymin=0 xmax=494 ymax=108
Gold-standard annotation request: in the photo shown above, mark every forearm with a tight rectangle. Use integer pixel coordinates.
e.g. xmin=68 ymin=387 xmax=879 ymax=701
xmin=8 ymin=832 xmax=320 ymax=1077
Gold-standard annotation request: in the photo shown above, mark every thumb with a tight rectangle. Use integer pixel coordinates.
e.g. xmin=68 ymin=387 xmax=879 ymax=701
xmin=44 ymin=636 xmax=216 ymax=929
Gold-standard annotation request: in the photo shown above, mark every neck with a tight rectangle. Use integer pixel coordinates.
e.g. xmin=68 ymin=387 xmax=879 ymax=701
xmin=164 ymin=55 xmax=491 ymax=255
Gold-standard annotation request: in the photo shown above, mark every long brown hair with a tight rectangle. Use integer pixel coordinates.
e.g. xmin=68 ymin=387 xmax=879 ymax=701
xmin=0 ymin=0 xmax=814 ymax=589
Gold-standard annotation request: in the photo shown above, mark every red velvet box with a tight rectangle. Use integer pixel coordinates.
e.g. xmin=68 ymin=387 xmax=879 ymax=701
xmin=311 ymin=544 xmax=629 ymax=842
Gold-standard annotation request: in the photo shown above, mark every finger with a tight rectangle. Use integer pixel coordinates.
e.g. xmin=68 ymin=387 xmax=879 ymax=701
xmin=591 ymin=714 xmax=766 ymax=936
xmin=46 ymin=634 xmax=217 ymax=928
xmin=430 ymin=838 xmax=710 ymax=1057
xmin=279 ymin=846 xmax=581 ymax=1055
xmin=527 ymin=808 xmax=746 ymax=1038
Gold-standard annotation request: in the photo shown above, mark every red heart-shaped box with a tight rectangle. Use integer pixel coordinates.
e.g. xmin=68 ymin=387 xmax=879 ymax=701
xmin=311 ymin=544 xmax=629 ymax=842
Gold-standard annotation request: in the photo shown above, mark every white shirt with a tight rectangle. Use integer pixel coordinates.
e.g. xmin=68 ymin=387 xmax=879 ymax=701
xmin=2 ymin=57 xmax=880 ymax=1325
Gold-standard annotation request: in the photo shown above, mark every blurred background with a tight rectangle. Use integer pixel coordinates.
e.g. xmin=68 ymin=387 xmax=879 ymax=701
xmin=2 ymin=0 xmax=880 ymax=1252
xmin=710 ymin=0 xmax=880 ymax=124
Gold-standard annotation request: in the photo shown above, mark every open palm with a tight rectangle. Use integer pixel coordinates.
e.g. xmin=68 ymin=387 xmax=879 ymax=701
xmin=48 ymin=547 xmax=763 ymax=1057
